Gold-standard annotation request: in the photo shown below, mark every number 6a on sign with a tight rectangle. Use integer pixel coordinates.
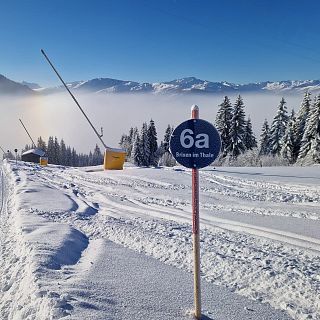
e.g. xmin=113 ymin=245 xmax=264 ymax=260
xmin=180 ymin=128 xmax=209 ymax=149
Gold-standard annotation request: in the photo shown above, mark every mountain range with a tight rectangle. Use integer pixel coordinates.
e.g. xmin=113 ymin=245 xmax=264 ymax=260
xmin=1 ymin=73 xmax=320 ymax=96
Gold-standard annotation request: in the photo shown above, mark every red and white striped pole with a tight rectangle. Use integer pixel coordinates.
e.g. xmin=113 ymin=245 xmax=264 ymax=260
xmin=191 ymin=104 xmax=201 ymax=319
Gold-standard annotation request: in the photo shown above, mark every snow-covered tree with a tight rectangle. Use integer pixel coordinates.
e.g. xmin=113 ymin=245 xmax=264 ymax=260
xmin=163 ymin=125 xmax=173 ymax=153
xmin=226 ymin=95 xmax=246 ymax=159
xmin=243 ymin=117 xmax=257 ymax=150
xmin=46 ymin=136 xmax=55 ymax=163
xmin=71 ymin=148 xmax=78 ymax=166
xmin=298 ymin=95 xmax=320 ymax=164
xmin=53 ymin=137 xmax=60 ymax=165
xmin=140 ymin=122 xmax=150 ymax=166
xmin=92 ymin=144 xmax=103 ymax=165
xmin=66 ymin=146 xmax=72 ymax=166
xmin=37 ymin=136 xmax=47 ymax=152
xmin=281 ymin=120 xmax=296 ymax=164
xmin=132 ymin=133 xmax=143 ymax=166
xmin=60 ymin=139 xmax=67 ymax=165
xmin=269 ymin=97 xmax=289 ymax=156
xmin=258 ymin=119 xmax=271 ymax=156
xmin=158 ymin=151 xmax=176 ymax=167
xmin=215 ymin=96 xmax=233 ymax=156
xmin=293 ymin=91 xmax=311 ymax=161
xmin=119 ymin=134 xmax=130 ymax=154
xmin=147 ymin=119 xmax=158 ymax=166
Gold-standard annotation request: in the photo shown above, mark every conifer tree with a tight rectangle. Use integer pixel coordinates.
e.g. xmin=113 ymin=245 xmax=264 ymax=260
xmin=226 ymin=95 xmax=246 ymax=159
xmin=244 ymin=117 xmax=257 ymax=150
xmin=71 ymin=148 xmax=78 ymax=166
xmin=163 ymin=125 xmax=173 ymax=153
xmin=147 ymin=119 xmax=158 ymax=166
xmin=66 ymin=146 xmax=72 ymax=166
xmin=37 ymin=136 xmax=47 ymax=152
xmin=215 ymin=96 xmax=233 ymax=156
xmin=281 ymin=120 xmax=296 ymax=164
xmin=92 ymin=144 xmax=103 ymax=165
xmin=47 ymin=136 xmax=55 ymax=163
xmin=298 ymin=95 xmax=320 ymax=163
xmin=132 ymin=133 xmax=143 ymax=166
xmin=269 ymin=97 xmax=289 ymax=156
xmin=140 ymin=122 xmax=150 ymax=166
xmin=259 ymin=119 xmax=271 ymax=156
xmin=60 ymin=139 xmax=67 ymax=165
xmin=52 ymin=137 xmax=60 ymax=164
xmin=293 ymin=91 xmax=311 ymax=161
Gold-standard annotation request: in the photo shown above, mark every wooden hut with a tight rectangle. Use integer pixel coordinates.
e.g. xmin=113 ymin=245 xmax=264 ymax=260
xmin=21 ymin=148 xmax=46 ymax=163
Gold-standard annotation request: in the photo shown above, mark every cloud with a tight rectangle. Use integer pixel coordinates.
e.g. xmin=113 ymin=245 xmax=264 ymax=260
xmin=0 ymin=92 xmax=303 ymax=154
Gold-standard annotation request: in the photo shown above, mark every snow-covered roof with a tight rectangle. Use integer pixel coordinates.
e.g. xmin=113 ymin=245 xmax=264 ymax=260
xmin=106 ymin=147 xmax=126 ymax=153
xmin=22 ymin=148 xmax=46 ymax=157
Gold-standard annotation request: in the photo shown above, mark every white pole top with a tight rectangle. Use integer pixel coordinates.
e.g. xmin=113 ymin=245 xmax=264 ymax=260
xmin=191 ymin=104 xmax=199 ymax=111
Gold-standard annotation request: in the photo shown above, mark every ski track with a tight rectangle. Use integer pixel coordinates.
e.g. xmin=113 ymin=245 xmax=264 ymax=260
xmin=1 ymin=163 xmax=320 ymax=320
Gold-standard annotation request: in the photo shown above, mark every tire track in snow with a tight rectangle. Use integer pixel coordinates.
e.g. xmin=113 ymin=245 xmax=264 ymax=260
xmin=35 ymin=167 xmax=320 ymax=254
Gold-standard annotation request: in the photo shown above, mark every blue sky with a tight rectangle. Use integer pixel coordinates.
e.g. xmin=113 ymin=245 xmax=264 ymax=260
xmin=1 ymin=0 xmax=320 ymax=86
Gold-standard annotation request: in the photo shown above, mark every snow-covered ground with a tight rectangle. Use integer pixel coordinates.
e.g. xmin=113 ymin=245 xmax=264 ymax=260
xmin=0 ymin=160 xmax=319 ymax=319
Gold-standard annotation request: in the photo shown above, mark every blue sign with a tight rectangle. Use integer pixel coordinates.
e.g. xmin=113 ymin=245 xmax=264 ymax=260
xmin=169 ymin=119 xmax=221 ymax=169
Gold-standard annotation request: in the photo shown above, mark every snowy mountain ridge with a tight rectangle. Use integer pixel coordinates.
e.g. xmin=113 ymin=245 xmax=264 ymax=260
xmin=35 ymin=76 xmax=320 ymax=95
xmin=1 ymin=73 xmax=320 ymax=96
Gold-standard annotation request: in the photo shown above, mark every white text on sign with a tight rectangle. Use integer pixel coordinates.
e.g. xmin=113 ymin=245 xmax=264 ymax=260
xmin=180 ymin=129 xmax=209 ymax=148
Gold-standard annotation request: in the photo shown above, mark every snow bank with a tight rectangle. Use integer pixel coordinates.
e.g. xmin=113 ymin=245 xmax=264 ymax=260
xmin=1 ymin=161 xmax=88 ymax=318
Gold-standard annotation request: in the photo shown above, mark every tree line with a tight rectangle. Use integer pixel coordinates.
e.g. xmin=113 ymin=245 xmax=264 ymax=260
xmin=21 ymin=136 xmax=104 ymax=167
xmin=119 ymin=119 xmax=175 ymax=167
xmin=216 ymin=92 xmax=320 ymax=166
xmin=120 ymin=91 xmax=320 ymax=167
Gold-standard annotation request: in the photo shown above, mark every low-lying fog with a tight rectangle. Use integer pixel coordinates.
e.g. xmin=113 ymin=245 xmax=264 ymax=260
xmin=0 ymin=92 xmax=304 ymax=154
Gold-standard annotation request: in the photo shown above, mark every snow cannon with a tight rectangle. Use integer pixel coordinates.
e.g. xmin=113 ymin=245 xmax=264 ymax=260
xmin=104 ymin=148 xmax=126 ymax=170
xmin=40 ymin=156 xmax=48 ymax=166
xmin=41 ymin=49 xmax=126 ymax=171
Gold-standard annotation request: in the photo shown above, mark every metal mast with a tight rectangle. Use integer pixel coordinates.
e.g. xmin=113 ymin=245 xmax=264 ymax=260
xmin=41 ymin=49 xmax=109 ymax=150
xmin=19 ymin=119 xmax=36 ymax=148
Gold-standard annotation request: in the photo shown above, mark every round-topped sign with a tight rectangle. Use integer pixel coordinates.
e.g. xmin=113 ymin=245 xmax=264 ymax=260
xmin=169 ymin=119 xmax=221 ymax=169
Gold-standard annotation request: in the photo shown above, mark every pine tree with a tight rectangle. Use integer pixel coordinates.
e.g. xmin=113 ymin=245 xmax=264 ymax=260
xmin=47 ymin=136 xmax=55 ymax=163
xmin=60 ymin=139 xmax=67 ymax=165
xmin=298 ymin=95 xmax=320 ymax=163
xmin=71 ymin=148 xmax=78 ymax=166
xmin=119 ymin=134 xmax=131 ymax=158
xmin=215 ymin=96 xmax=233 ymax=156
xmin=53 ymin=137 xmax=60 ymax=164
xmin=226 ymin=95 xmax=246 ymax=159
xmin=66 ymin=146 xmax=72 ymax=166
xmin=281 ymin=120 xmax=295 ymax=164
xmin=258 ymin=119 xmax=271 ymax=156
xmin=163 ymin=125 xmax=173 ymax=153
xmin=132 ymin=133 xmax=143 ymax=166
xmin=293 ymin=91 xmax=311 ymax=161
xmin=147 ymin=119 xmax=158 ymax=166
xmin=269 ymin=97 xmax=289 ymax=156
xmin=22 ymin=144 xmax=31 ymax=154
xmin=92 ymin=144 xmax=103 ymax=165
xmin=244 ymin=117 xmax=257 ymax=150
xmin=140 ymin=122 xmax=150 ymax=166
xmin=37 ymin=136 xmax=47 ymax=152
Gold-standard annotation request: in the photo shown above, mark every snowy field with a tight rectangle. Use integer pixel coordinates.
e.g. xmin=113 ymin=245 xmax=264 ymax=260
xmin=0 ymin=160 xmax=319 ymax=319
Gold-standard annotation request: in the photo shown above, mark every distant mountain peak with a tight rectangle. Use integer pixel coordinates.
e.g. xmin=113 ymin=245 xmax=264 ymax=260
xmin=0 ymin=74 xmax=34 ymax=96
xmin=21 ymin=81 xmax=41 ymax=90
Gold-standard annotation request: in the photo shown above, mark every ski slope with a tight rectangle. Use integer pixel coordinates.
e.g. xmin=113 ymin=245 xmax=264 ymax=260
xmin=0 ymin=161 xmax=319 ymax=319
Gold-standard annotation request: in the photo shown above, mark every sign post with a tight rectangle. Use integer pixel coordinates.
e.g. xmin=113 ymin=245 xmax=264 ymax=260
xmin=191 ymin=105 xmax=201 ymax=318
xmin=169 ymin=105 xmax=221 ymax=319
